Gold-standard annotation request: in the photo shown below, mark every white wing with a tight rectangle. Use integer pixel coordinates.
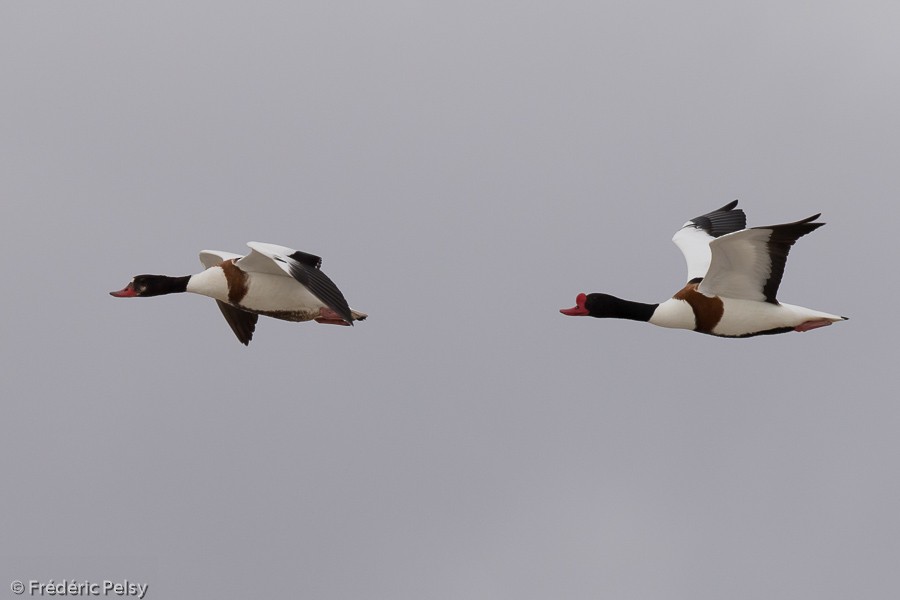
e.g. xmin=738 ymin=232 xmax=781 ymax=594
xmin=199 ymin=250 xmax=243 ymax=270
xmin=697 ymin=229 xmax=772 ymax=301
xmin=672 ymin=225 xmax=715 ymax=282
xmin=233 ymin=242 xmax=299 ymax=277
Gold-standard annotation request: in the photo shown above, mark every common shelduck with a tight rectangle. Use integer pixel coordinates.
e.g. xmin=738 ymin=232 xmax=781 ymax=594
xmin=560 ymin=201 xmax=847 ymax=337
xmin=111 ymin=242 xmax=367 ymax=345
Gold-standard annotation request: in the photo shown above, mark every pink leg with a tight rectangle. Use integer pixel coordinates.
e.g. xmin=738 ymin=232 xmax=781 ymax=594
xmin=794 ymin=319 xmax=833 ymax=332
xmin=315 ymin=318 xmax=351 ymax=325
xmin=315 ymin=307 xmax=352 ymax=326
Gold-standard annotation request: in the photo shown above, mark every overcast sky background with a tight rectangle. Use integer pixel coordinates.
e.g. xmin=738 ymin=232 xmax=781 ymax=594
xmin=2 ymin=2 xmax=899 ymax=599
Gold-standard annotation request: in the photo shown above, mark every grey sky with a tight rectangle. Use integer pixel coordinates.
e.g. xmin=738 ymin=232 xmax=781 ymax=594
xmin=2 ymin=2 xmax=898 ymax=599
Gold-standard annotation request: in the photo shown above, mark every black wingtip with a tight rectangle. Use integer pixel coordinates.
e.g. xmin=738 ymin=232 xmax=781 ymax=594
xmin=286 ymin=261 xmax=354 ymax=325
xmin=288 ymin=250 xmax=323 ymax=269
xmin=755 ymin=215 xmax=828 ymax=303
xmin=791 ymin=213 xmax=823 ymax=225
xmin=691 ymin=200 xmax=747 ymax=237
xmin=719 ymin=199 xmax=739 ymax=211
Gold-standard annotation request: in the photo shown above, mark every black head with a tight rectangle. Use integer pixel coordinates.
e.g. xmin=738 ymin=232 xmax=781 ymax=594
xmin=110 ymin=274 xmax=189 ymax=298
xmin=560 ymin=293 xmax=657 ymax=322
xmin=560 ymin=293 xmax=615 ymax=317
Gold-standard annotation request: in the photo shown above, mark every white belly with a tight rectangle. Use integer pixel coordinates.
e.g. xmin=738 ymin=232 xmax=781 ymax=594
xmin=649 ymin=298 xmax=696 ymax=330
xmin=186 ymin=267 xmax=326 ymax=316
xmin=185 ymin=267 xmax=230 ymax=301
xmin=711 ymin=299 xmax=843 ymax=337
xmin=240 ymin=273 xmax=326 ymax=313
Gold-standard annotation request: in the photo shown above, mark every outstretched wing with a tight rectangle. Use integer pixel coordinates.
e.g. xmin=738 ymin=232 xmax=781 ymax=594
xmin=698 ymin=214 xmax=824 ymax=303
xmin=199 ymin=250 xmax=243 ymax=269
xmin=214 ymin=301 xmax=258 ymax=345
xmin=671 ymin=200 xmax=747 ymax=282
xmin=240 ymin=242 xmax=354 ymax=324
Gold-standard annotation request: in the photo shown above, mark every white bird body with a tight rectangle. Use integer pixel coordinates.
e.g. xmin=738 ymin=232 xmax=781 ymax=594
xmin=186 ymin=266 xmax=326 ymax=319
xmin=712 ymin=299 xmax=843 ymax=336
xmin=184 ymin=266 xmax=229 ymax=301
xmin=650 ymin=297 xmax=844 ymax=336
xmin=647 ymin=298 xmax=696 ymax=330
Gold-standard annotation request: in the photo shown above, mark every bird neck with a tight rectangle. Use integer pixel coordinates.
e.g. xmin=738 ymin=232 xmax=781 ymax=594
xmin=153 ymin=275 xmax=191 ymax=295
xmin=608 ymin=297 xmax=658 ymax=322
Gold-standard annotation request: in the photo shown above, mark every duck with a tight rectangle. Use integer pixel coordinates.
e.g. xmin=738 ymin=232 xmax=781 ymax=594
xmin=111 ymin=242 xmax=367 ymax=345
xmin=560 ymin=200 xmax=847 ymax=337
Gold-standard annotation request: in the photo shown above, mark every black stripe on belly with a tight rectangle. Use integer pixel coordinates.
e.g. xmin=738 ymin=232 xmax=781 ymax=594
xmin=710 ymin=326 xmax=795 ymax=338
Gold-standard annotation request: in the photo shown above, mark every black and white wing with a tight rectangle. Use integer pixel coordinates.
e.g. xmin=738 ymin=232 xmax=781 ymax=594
xmin=671 ymin=200 xmax=747 ymax=282
xmin=239 ymin=242 xmax=354 ymax=324
xmin=698 ymin=214 xmax=824 ymax=303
